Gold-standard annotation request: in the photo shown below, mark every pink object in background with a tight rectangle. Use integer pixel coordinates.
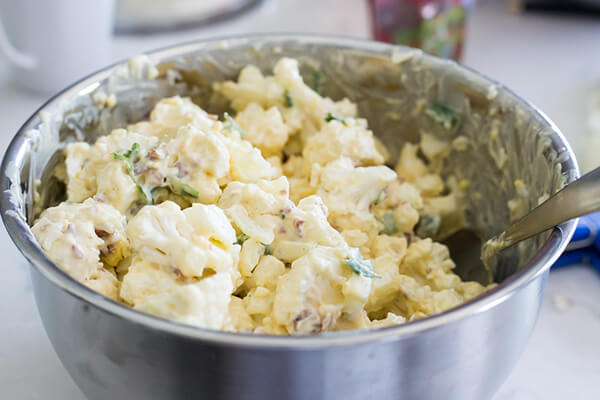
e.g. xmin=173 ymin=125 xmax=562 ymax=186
xmin=368 ymin=0 xmax=474 ymax=60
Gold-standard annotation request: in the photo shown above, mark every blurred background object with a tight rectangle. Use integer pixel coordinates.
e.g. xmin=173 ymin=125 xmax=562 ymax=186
xmin=115 ymin=0 xmax=264 ymax=34
xmin=509 ymin=0 xmax=600 ymax=14
xmin=368 ymin=0 xmax=475 ymax=60
xmin=0 ymin=0 xmax=114 ymax=94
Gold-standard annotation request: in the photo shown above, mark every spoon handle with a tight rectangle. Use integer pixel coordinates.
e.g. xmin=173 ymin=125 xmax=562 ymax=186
xmin=502 ymin=166 xmax=600 ymax=248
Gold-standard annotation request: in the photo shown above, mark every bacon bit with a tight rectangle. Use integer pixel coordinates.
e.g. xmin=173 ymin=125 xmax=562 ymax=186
xmin=397 ymin=176 xmax=406 ymax=183
xmin=294 ymin=219 xmax=305 ymax=237
xmin=147 ymin=148 xmax=160 ymax=160
xmin=207 ymin=114 xmax=218 ymax=121
xmin=175 ymin=161 xmax=189 ymax=177
xmin=72 ymin=245 xmax=84 ymax=259
xmin=401 ymin=290 xmax=409 ymax=299
xmin=278 ymin=225 xmax=287 ymax=234
xmin=133 ymin=163 xmax=147 ymax=175
xmin=280 ymin=190 xmax=287 ymax=195
xmin=95 ymin=229 xmax=110 ymax=238
xmin=426 ymin=267 xmax=432 ymax=274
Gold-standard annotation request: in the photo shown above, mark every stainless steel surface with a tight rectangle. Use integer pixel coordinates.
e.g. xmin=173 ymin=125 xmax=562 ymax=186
xmin=483 ymin=166 xmax=600 ymax=279
xmin=0 ymin=35 xmax=579 ymax=400
xmin=502 ymin=166 xmax=600 ymax=249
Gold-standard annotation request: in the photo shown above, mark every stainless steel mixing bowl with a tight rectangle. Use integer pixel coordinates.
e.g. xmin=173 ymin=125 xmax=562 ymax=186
xmin=0 ymin=35 xmax=578 ymax=400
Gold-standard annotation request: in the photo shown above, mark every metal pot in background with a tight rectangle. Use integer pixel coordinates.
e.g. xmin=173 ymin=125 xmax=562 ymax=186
xmin=0 ymin=35 xmax=578 ymax=400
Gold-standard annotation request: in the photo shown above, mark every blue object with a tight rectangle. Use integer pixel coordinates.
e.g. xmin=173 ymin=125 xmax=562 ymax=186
xmin=554 ymin=212 xmax=600 ymax=273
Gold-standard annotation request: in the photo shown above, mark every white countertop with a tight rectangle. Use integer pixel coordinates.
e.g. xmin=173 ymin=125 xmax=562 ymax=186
xmin=0 ymin=1 xmax=599 ymax=399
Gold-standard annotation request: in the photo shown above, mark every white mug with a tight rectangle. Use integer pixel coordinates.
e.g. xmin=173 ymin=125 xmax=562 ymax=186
xmin=0 ymin=0 xmax=115 ymax=94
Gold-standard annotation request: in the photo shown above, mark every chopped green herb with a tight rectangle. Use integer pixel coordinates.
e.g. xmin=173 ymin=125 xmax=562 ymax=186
xmin=224 ymin=112 xmax=246 ymax=138
xmin=415 ymin=213 xmax=441 ymax=238
xmin=264 ymin=244 xmax=273 ymax=256
xmin=325 ymin=112 xmax=347 ymax=125
xmin=343 ymin=250 xmax=381 ymax=279
xmin=377 ymin=211 xmax=399 ymax=235
xmin=281 ymin=213 xmax=286 ymax=220
xmin=113 ymin=143 xmax=153 ymax=205
xmin=153 ymin=135 xmax=168 ymax=149
xmin=283 ymin=89 xmax=293 ymax=108
xmin=166 ymin=176 xmax=199 ymax=199
xmin=425 ymin=103 xmax=461 ymax=131
xmin=312 ymin=70 xmax=323 ymax=94
xmin=374 ymin=187 xmax=386 ymax=206
xmin=236 ymin=233 xmax=249 ymax=245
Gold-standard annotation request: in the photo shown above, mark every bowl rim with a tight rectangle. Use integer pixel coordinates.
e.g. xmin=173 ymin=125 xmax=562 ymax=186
xmin=0 ymin=33 xmax=579 ymax=348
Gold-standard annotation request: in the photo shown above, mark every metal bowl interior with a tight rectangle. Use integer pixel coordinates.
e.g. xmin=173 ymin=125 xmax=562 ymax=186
xmin=0 ymin=34 xmax=578 ymax=347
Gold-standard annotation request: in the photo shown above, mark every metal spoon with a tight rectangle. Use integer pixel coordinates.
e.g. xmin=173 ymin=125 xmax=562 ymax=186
xmin=481 ymin=166 xmax=600 ymax=280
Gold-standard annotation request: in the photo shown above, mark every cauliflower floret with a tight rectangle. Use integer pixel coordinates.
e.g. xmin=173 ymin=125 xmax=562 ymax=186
xmin=234 ymin=103 xmax=292 ymax=157
xmin=121 ymin=257 xmax=233 ymax=329
xmin=373 ymin=180 xmax=424 ymax=234
xmin=214 ymin=58 xmax=356 ymax=143
xmin=366 ymin=255 xmax=403 ymax=314
xmin=369 ymin=312 xmax=406 ymax=329
xmin=86 ymin=268 xmax=121 ymax=300
xmin=95 ymin=161 xmax=139 ymax=213
xmin=31 ymin=198 xmax=129 ymax=300
xmin=302 ymin=118 xmax=384 ymax=172
xmin=126 ymin=201 xmax=238 ymax=282
xmin=128 ymin=96 xmax=218 ymax=139
xmin=65 ymin=129 xmax=158 ymax=213
xmin=63 ymin=142 xmax=89 ymax=184
xmin=341 ymin=229 xmax=370 ymax=254
xmin=395 ymin=143 xmax=428 ymax=183
xmin=164 ymin=125 xmax=230 ymax=204
xmin=272 ymin=247 xmax=372 ymax=334
xmin=282 ymin=155 xmax=314 ymax=203
xmin=272 ymin=58 xmax=357 ymax=132
xmin=218 ymin=177 xmax=292 ymax=244
xmin=223 ymin=135 xmax=278 ymax=183
xmin=400 ymin=238 xmax=458 ymax=290
xmin=226 ymin=296 xmax=255 ymax=332
xmin=213 ymin=65 xmax=286 ymax=111
xmin=311 ymin=157 xmax=396 ymax=236
xmin=387 ymin=274 xmax=465 ymax=318
xmin=272 ymin=195 xmax=346 ymax=263
xmin=370 ymin=235 xmax=408 ymax=262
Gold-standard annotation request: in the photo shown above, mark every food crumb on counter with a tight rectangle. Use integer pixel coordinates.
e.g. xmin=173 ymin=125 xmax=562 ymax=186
xmin=552 ymin=294 xmax=572 ymax=313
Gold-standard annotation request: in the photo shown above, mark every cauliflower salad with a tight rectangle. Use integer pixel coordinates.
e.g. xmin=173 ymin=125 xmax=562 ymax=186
xmin=32 ymin=58 xmax=493 ymax=334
